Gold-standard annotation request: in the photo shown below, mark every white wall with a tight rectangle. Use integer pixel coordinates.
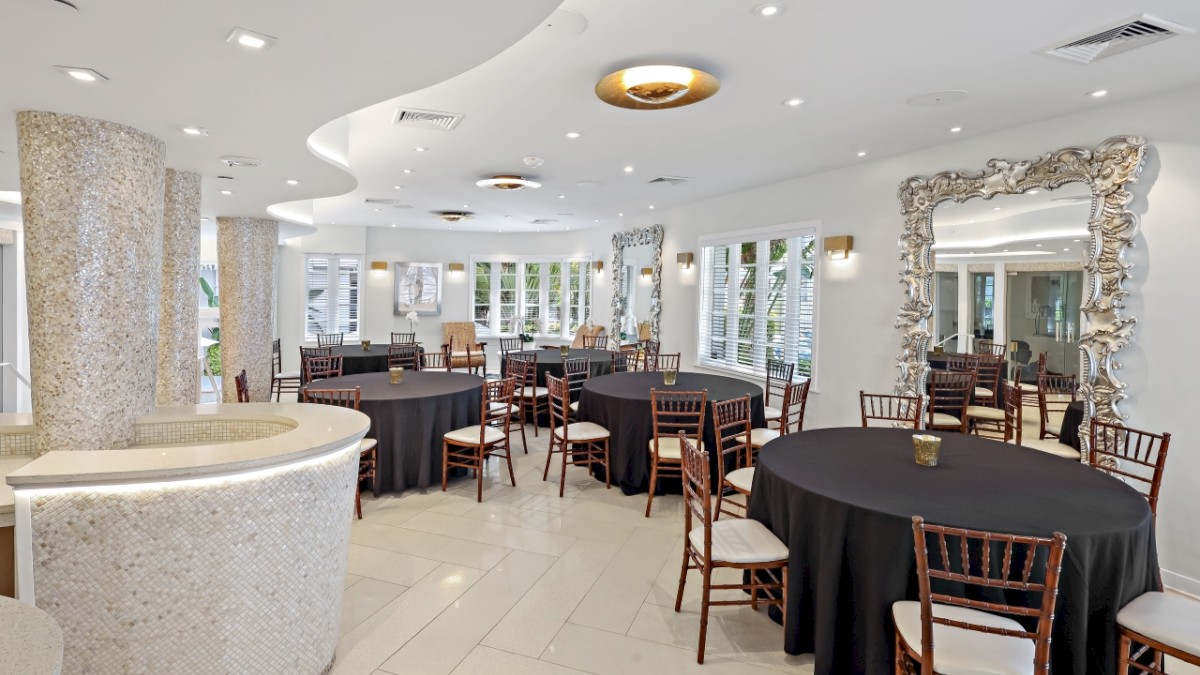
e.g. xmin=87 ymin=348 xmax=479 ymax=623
xmin=618 ymin=82 xmax=1200 ymax=593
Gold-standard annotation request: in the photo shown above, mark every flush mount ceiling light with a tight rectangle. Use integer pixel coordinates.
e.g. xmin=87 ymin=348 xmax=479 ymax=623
xmin=595 ymin=65 xmax=719 ymax=110
xmin=475 ymin=174 xmax=541 ymax=190
xmin=182 ymin=126 xmax=209 ymax=136
xmin=436 ymin=211 xmax=474 ymax=222
xmin=54 ymin=66 xmax=107 ymax=82
xmin=225 ymin=27 xmax=277 ymax=50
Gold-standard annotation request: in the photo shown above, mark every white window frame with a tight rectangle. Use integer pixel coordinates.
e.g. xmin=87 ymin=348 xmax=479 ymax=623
xmin=303 ymin=253 xmax=363 ymax=342
xmin=696 ymin=222 xmax=820 ymax=384
xmin=469 ymin=255 xmax=592 ymax=338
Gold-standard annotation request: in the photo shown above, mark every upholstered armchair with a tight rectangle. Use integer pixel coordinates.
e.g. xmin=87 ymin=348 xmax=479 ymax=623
xmin=570 ymin=324 xmax=606 ymax=349
xmin=441 ymin=322 xmax=487 ymax=375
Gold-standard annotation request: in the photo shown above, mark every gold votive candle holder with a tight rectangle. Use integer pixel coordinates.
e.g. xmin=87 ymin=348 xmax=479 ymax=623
xmin=361 ymin=340 xmax=371 ymax=351
xmin=912 ymin=434 xmax=942 ymax=467
xmin=559 ymin=345 xmax=570 ymax=357
xmin=663 ymin=369 xmax=678 ymax=386
xmin=388 ymin=367 xmax=404 ymax=385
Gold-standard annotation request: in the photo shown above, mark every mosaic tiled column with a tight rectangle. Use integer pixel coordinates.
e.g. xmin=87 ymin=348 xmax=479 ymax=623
xmin=16 ymin=111 xmax=165 ymax=455
xmin=217 ymin=217 xmax=277 ymax=402
xmin=156 ymin=169 xmax=202 ymax=406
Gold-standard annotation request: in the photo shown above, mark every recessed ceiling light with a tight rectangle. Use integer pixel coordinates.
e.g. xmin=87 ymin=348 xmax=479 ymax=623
xmin=557 ymin=194 xmax=566 ymax=199
xmin=1073 ymin=239 xmax=1082 ymax=242
xmin=968 ymin=219 xmax=976 ymax=223
xmin=286 ymin=179 xmax=300 ymax=185
xmin=463 ymin=204 xmax=469 ymax=209
xmin=1003 ymin=249 xmax=1010 ymax=252
xmin=402 ymin=169 xmax=413 ymax=174
xmin=624 ymin=166 xmax=634 ymax=173
xmin=783 ymin=98 xmax=804 ymax=107
xmin=949 ymin=126 xmax=962 ymax=133
xmin=393 ymin=185 xmax=402 ymax=190
xmin=969 ymin=251 xmax=975 ymax=255
xmin=1063 ymin=248 xmax=1070 ymax=251
xmin=331 ymin=221 xmax=337 ymax=225
xmin=649 ymin=205 xmax=655 ymax=209
xmin=182 ymin=126 xmax=209 ymax=136
xmin=225 ymin=27 xmax=277 ymax=50
xmin=618 ymin=212 xmax=624 ymax=217
xmin=55 ymin=66 xmax=107 ymax=82
xmin=594 ymin=219 xmax=599 ymax=223
xmin=373 ymin=208 xmax=381 ymax=212
xmin=1088 ymin=89 xmax=1108 ymax=98
xmin=391 ymin=223 xmax=396 ymax=228
xmin=565 ymin=132 xmax=581 ymax=139
xmin=1035 ymin=243 xmax=1043 ymax=247
xmin=219 ymin=190 xmax=233 ymax=195
xmin=856 ymin=151 xmax=867 ymax=157
xmin=1027 ymin=189 xmax=1039 ymax=195
xmin=414 ymin=147 xmax=427 ymax=152
xmin=992 ymin=206 xmax=1002 ymax=211
xmin=754 ymin=4 xmax=782 ymax=16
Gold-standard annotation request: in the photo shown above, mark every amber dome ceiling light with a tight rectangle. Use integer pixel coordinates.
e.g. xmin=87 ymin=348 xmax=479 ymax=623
xmin=475 ymin=174 xmax=542 ymax=190
xmin=595 ymin=65 xmax=720 ymax=110
xmin=436 ymin=211 xmax=474 ymax=222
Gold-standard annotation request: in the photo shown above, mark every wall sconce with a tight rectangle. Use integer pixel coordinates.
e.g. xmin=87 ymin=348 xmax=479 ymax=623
xmin=593 ymin=261 xmax=603 ymax=273
xmin=677 ymin=252 xmax=694 ymax=269
xmin=448 ymin=262 xmax=465 ymax=276
xmin=823 ymin=235 xmax=853 ymax=260
xmin=640 ymin=267 xmax=653 ymax=279
xmin=370 ymin=261 xmax=388 ymax=276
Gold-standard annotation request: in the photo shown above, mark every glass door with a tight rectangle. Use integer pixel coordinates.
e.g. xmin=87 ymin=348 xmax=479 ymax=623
xmin=1005 ymin=270 xmax=1082 ymax=382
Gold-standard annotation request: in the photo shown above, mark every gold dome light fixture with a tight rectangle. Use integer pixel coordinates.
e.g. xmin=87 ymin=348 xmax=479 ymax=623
xmin=475 ymin=174 xmax=541 ymax=190
xmin=595 ymin=65 xmax=720 ymax=110
xmin=436 ymin=211 xmax=474 ymax=222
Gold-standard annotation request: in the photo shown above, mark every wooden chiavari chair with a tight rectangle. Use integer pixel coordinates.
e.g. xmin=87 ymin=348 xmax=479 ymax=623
xmin=1090 ymin=418 xmax=1171 ymax=519
xmin=1037 ymin=373 xmax=1077 ymax=440
xmin=234 ymin=368 xmax=250 ymax=403
xmin=1017 ymin=352 xmax=1048 ymax=407
xmin=420 ymin=347 xmax=451 ymax=372
xmin=387 ymin=344 xmax=420 ymax=371
xmin=740 ymin=379 xmax=810 ymax=452
xmin=502 ymin=356 xmax=533 ymax=454
xmin=544 ymin=374 xmax=610 ymax=498
xmin=859 ymin=391 xmax=922 ymax=428
xmin=390 ymin=332 xmax=416 ymax=345
xmin=302 ymin=386 xmax=376 ymax=519
xmin=441 ymin=378 xmax=516 ymax=502
xmin=271 ymin=339 xmax=301 ymax=401
xmin=610 ymin=351 xmax=638 ymax=373
xmin=582 ymin=333 xmax=608 ymax=349
xmin=316 ymin=333 xmax=344 ymax=347
xmin=894 ymin=516 xmax=1067 ymax=675
xmin=303 ymin=354 xmax=343 ymax=384
xmin=298 ymin=346 xmax=332 ymax=384
xmin=675 ymin=434 xmax=787 ymax=664
xmin=1002 ymin=383 xmax=1080 ymax=459
xmin=646 ymin=389 xmax=707 ymax=518
xmin=976 ymin=340 xmax=1008 ymax=359
xmin=763 ymin=360 xmax=795 ymax=428
xmin=712 ymin=396 xmax=754 ymax=520
xmin=972 ymin=353 xmax=1004 ymax=408
xmin=1117 ymin=591 xmax=1200 ymax=674
xmin=498 ymin=336 xmax=523 ymax=356
xmin=648 ymin=352 xmax=681 ymax=373
xmin=510 ymin=352 xmax=548 ymax=439
xmin=927 ymin=370 xmax=975 ymax=434
xmin=562 ymin=357 xmax=590 ymax=419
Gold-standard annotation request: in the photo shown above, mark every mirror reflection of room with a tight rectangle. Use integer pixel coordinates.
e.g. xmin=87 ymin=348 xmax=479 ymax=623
xmin=619 ymin=244 xmax=653 ymax=342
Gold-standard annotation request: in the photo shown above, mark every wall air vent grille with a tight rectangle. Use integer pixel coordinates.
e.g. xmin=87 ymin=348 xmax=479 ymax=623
xmin=1043 ymin=15 xmax=1191 ymax=64
xmin=391 ymin=108 xmax=464 ymax=131
xmin=648 ymin=175 xmax=695 ymax=185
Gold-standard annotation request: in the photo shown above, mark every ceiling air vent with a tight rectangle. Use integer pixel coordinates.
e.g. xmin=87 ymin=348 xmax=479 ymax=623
xmin=648 ymin=175 xmax=695 ymax=186
xmin=1043 ymin=14 xmax=1192 ymax=64
xmin=530 ymin=218 xmax=558 ymax=225
xmin=365 ymin=198 xmax=405 ymax=206
xmin=391 ymin=108 xmax=464 ymax=131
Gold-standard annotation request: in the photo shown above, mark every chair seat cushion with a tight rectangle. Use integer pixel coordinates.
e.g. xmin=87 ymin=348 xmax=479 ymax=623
xmin=1017 ymin=382 xmax=1038 ymax=392
xmin=930 ymin=412 xmax=962 ymax=428
xmin=488 ymin=402 xmax=519 ymax=415
xmin=359 ymin=438 xmax=377 ymax=454
xmin=725 ymin=467 xmax=755 ymax=493
xmin=688 ymin=518 xmax=787 ymax=564
xmin=444 ymin=425 xmax=507 ymax=445
xmin=553 ymin=422 xmax=610 ymax=442
xmin=965 ymin=405 xmax=1005 ymax=421
xmin=1117 ymin=591 xmax=1200 ymax=654
xmin=892 ymin=600 xmax=1035 ymax=675
xmin=763 ymin=405 xmax=782 ymax=421
xmin=1044 ymin=412 xmax=1065 ymax=430
xmin=569 ymin=400 xmax=580 ymax=412
xmin=518 ymin=386 xmax=549 ymax=399
xmin=735 ymin=428 xmax=781 ymax=448
xmin=1020 ymin=438 xmax=1080 ymax=460
xmin=974 ymin=387 xmax=994 ymax=398
xmin=649 ymin=436 xmax=704 ymax=459
xmin=275 ymin=370 xmax=301 ymax=380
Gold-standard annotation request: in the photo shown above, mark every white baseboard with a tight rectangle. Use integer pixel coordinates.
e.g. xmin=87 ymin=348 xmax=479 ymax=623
xmin=1162 ymin=568 xmax=1200 ymax=598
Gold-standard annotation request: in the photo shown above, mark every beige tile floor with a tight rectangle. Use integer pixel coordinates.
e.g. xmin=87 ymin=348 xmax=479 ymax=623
xmin=333 ymin=420 xmax=1197 ymax=675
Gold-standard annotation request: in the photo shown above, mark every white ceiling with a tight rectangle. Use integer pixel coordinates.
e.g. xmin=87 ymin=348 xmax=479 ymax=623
xmin=3 ymin=1 xmax=1200 ymax=237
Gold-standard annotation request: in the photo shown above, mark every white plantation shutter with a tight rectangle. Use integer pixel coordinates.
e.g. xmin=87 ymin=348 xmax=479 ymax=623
xmin=304 ymin=254 xmax=362 ymax=341
xmin=697 ymin=228 xmax=817 ymax=379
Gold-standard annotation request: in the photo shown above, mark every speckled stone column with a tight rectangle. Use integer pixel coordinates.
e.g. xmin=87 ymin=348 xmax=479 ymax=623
xmin=156 ymin=169 xmax=202 ymax=406
xmin=16 ymin=111 xmax=165 ymax=455
xmin=217 ymin=217 xmax=278 ymax=402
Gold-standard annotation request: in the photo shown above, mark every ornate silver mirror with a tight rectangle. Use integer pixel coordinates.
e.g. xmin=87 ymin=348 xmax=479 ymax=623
xmin=895 ymin=136 xmax=1147 ymax=460
xmin=611 ymin=224 xmax=663 ymax=345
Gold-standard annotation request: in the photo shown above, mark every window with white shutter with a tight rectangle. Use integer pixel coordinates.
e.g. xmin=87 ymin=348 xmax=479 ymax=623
xmin=698 ymin=226 xmax=817 ymax=380
xmin=470 ymin=255 xmax=592 ymax=338
xmin=304 ymin=254 xmax=362 ymax=341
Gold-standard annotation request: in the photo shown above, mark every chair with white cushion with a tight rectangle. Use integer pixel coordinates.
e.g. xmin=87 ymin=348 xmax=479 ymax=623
xmin=1037 ymin=373 xmax=1077 ymax=440
xmin=298 ymin=345 xmax=332 ymax=385
xmin=674 ymin=433 xmax=787 ymax=664
xmin=271 ymin=339 xmax=301 ymax=401
xmin=894 ymin=516 xmax=1067 ymax=675
xmin=740 ymin=379 xmax=811 ymax=452
xmin=302 ymin=386 xmax=377 ymax=519
xmin=441 ymin=378 xmax=516 ymax=502
xmin=544 ymin=375 xmax=610 ymax=497
xmin=763 ymin=360 xmax=795 ymax=427
xmin=1090 ymin=418 xmax=1172 ymax=519
xmin=927 ymin=370 xmax=975 ymax=434
xmin=563 ymin=356 xmax=590 ymax=420
xmin=646 ymin=388 xmax=707 ymax=518
xmin=511 ymin=352 xmax=549 ymax=439
xmin=972 ymin=353 xmax=1004 ymax=408
xmin=1001 ymin=382 xmax=1080 ymax=459
xmin=712 ymin=395 xmax=754 ymax=520
xmin=501 ymin=356 xmax=533 ymax=454
xmin=1117 ymin=591 xmax=1200 ymax=673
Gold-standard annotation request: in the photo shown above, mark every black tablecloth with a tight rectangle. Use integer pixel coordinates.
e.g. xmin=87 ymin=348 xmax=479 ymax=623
xmin=748 ymin=427 xmax=1158 ymax=675
xmin=329 ymin=344 xmax=391 ymax=376
xmin=1059 ymin=400 xmax=1086 ymax=451
xmin=576 ymin=372 xmax=764 ymax=494
xmin=303 ymin=371 xmax=481 ymax=493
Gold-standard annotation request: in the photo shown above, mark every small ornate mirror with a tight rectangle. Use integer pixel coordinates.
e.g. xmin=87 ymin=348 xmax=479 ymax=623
xmin=611 ymin=224 xmax=663 ymax=345
xmin=895 ymin=136 xmax=1147 ymax=460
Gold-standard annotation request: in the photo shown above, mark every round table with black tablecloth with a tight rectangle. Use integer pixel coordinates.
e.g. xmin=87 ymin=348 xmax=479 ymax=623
xmin=302 ymin=371 xmax=481 ymax=494
xmin=576 ymin=371 xmax=764 ymax=494
xmin=748 ymin=427 xmax=1158 ymax=675
xmin=500 ymin=348 xmax=613 ymax=424
xmin=1059 ymin=399 xmax=1086 ymax=451
xmin=328 ymin=344 xmax=391 ymax=375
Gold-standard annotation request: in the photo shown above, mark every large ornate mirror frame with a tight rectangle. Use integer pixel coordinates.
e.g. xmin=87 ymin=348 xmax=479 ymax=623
xmin=895 ymin=135 xmax=1147 ymax=460
xmin=611 ymin=224 xmax=664 ymax=344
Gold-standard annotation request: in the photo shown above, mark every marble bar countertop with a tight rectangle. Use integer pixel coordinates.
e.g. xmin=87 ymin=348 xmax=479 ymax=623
xmin=5 ymin=403 xmax=369 ymax=489
xmin=0 ymin=595 xmax=64 ymax=674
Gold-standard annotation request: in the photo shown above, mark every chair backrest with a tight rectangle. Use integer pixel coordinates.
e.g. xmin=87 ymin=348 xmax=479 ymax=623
xmin=388 ymin=344 xmax=420 ymax=370
xmin=650 ymin=389 xmax=707 ymax=450
xmin=610 ymin=351 xmax=637 ymax=373
xmin=299 ymin=346 xmax=332 ymax=383
xmin=712 ymin=396 xmax=753 ymax=481
xmin=302 ymin=386 xmax=361 ymax=410
xmin=945 ymin=353 xmax=978 ymax=373
xmin=234 ymin=369 xmax=250 ymax=403
xmin=859 ymin=391 xmax=922 ymax=428
xmin=1001 ymin=383 xmax=1022 ymax=443
xmin=1037 ymin=374 xmax=1076 ymax=431
xmin=420 ymin=348 xmax=451 ymax=371
xmin=563 ymin=357 xmax=590 ymax=400
xmin=504 ymin=353 xmax=534 ymax=390
xmin=643 ymin=340 xmax=661 ymax=358
xmin=442 ymin=322 xmax=479 ymax=350
xmin=316 ymin=333 xmax=344 ymax=347
xmin=680 ymin=434 xmax=713 ymax=559
xmin=499 ymin=336 xmax=523 ymax=354
xmin=272 ymin=339 xmax=283 ymax=376
xmin=778 ymin=379 xmax=811 ymax=434
xmin=648 ymin=352 xmax=681 ymax=373
xmin=390 ymin=332 xmax=416 ymax=345
xmin=1089 ymin=418 xmax=1171 ymax=518
xmin=928 ymin=370 xmax=975 ymax=425
xmin=303 ymin=354 xmax=343 ymax=383
xmin=546 ymin=374 xmax=570 ymax=437
xmin=909 ymin=516 xmax=1067 ymax=675
xmin=480 ymin=378 xmax=516 ymax=444
xmin=973 ymin=354 xmax=1003 ymax=396
xmin=976 ymin=340 xmax=1007 ymax=358
xmin=582 ymin=334 xmax=608 ymax=349
xmin=765 ymin=360 xmax=795 ymax=408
